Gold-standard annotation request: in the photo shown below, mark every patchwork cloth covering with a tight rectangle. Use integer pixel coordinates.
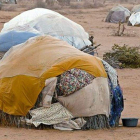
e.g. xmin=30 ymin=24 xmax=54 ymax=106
xmin=57 ymin=68 xmax=94 ymax=96
xmin=0 ymin=66 xmax=123 ymax=130
xmin=0 ymin=35 xmax=123 ymax=130
xmin=27 ymin=76 xmax=111 ymax=130
xmin=27 ymin=67 xmax=123 ymax=129
xmin=0 ymin=36 xmax=107 ymax=116
xmin=57 ymin=77 xmax=110 ymax=118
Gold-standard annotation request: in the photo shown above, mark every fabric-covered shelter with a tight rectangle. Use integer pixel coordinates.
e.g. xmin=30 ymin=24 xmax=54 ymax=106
xmin=0 ymin=36 xmax=123 ymax=130
xmin=128 ymin=12 xmax=140 ymax=26
xmin=1 ymin=8 xmax=91 ymax=50
xmin=105 ymin=5 xmax=130 ymax=23
xmin=0 ymin=35 xmax=106 ymax=116
xmin=131 ymin=5 xmax=140 ymax=13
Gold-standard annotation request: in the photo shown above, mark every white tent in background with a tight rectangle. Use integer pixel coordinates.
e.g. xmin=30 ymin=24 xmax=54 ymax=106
xmin=129 ymin=12 xmax=140 ymax=26
xmin=131 ymin=5 xmax=140 ymax=13
xmin=1 ymin=8 xmax=91 ymax=49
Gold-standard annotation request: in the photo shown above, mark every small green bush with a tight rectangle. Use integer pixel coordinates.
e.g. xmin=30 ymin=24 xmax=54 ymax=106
xmin=103 ymin=44 xmax=140 ymax=68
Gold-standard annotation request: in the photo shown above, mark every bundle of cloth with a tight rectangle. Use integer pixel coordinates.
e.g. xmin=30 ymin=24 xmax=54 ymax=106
xmin=0 ymin=36 xmax=123 ymax=130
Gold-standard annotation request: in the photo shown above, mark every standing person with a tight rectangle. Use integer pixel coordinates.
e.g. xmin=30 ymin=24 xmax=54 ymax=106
xmin=89 ymin=36 xmax=94 ymax=46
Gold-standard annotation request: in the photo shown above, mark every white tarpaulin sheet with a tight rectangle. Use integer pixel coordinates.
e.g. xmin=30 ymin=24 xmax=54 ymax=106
xmin=129 ymin=12 xmax=140 ymax=26
xmin=1 ymin=8 xmax=91 ymax=49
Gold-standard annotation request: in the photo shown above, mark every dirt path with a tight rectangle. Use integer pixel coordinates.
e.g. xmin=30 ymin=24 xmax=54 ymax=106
xmin=0 ymin=126 xmax=140 ymax=140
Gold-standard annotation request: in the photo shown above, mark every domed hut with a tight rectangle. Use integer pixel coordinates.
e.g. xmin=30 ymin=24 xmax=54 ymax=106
xmin=128 ymin=12 xmax=140 ymax=26
xmin=0 ymin=36 xmax=123 ymax=130
xmin=1 ymin=8 xmax=91 ymax=50
xmin=131 ymin=5 xmax=140 ymax=13
xmin=105 ymin=5 xmax=130 ymax=23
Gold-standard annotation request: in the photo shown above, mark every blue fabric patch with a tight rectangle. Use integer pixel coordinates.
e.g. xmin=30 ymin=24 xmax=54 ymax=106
xmin=0 ymin=30 xmax=39 ymax=52
xmin=109 ymin=82 xmax=124 ymax=127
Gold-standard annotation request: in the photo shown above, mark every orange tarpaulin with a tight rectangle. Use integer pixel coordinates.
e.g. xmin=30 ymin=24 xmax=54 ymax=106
xmin=0 ymin=36 xmax=107 ymax=116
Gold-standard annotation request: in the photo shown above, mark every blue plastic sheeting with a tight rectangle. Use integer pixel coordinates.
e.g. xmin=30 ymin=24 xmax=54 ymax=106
xmin=0 ymin=30 xmax=39 ymax=52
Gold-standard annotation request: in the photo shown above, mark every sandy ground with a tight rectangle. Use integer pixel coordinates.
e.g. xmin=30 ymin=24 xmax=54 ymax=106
xmin=0 ymin=2 xmax=140 ymax=140
xmin=0 ymin=126 xmax=140 ymax=140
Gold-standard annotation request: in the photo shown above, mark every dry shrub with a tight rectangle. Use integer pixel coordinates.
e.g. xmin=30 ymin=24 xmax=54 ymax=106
xmin=70 ymin=2 xmax=83 ymax=9
xmin=70 ymin=1 xmax=94 ymax=9
xmin=33 ymin=1 xmax=47 ymax=8
xmin=65 ymin=9 xmax=88 ymax=15
xmin=50 ymin=4 xmax=61 ymax=10
xmin=57 ymin=0 xmax=70 ymax=6
xmin=70 ymin=1 xmax=105 ymax=9
xmin=0 ymin=4 xmax=17 ymax=11
xmin=83 ymin=1 xmax=94 ymax=8
xmin=103 ymin=44 xmax=140 ymax=68
xmin=0 ymin=3 xmax=2 ymax=10
xmin=112 ymin=22 xmax=137 ymax=37
xmin=123 ymin=32 xmax=137 ymax=37
xmin=28 ymin=1 xmax=61 ymax=10
xmin=93 ymin=1 xmax=104 ymax=8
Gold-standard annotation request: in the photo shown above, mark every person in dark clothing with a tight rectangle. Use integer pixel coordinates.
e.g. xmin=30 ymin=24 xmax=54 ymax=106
xmin=89 ymin=36 xmax=94 ymax=46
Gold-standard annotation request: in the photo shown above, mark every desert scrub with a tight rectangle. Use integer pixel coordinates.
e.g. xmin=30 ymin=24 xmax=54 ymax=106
xmin=103 ymin=44 xmax=140 ymax=68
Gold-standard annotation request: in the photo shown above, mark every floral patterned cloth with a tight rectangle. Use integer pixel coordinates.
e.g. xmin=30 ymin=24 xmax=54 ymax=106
xmin=57 ymin=68 xmax=94 ymax=96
